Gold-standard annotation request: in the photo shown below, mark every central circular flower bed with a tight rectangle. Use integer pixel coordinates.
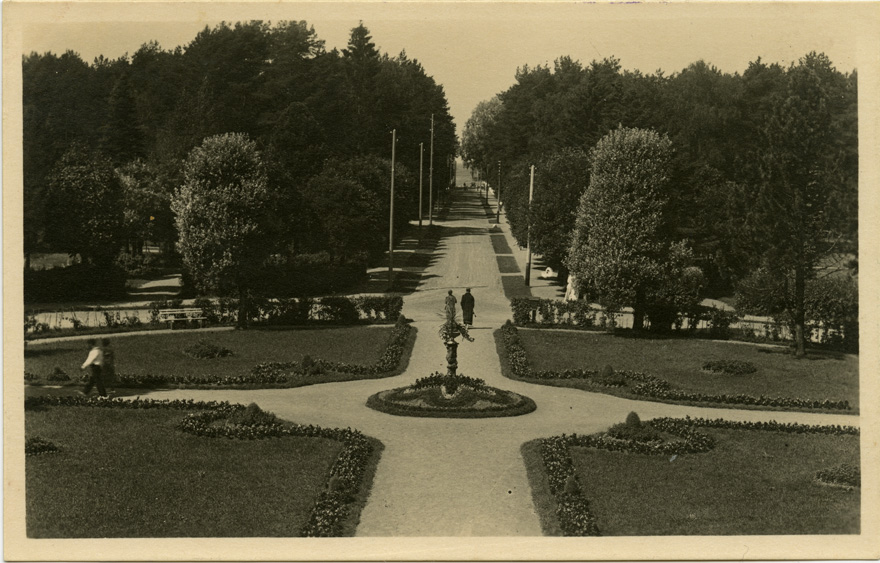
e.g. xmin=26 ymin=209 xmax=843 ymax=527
xmin=366 ymin=373 xmax=537 ymax=418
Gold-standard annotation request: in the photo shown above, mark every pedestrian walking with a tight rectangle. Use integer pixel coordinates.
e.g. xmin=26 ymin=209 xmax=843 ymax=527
xmin=461 ymin=288 xmax=475 ymax=327
xmin=80 ymin=338 xmax=107 ymax=397
xmin=444 ymin=290 xmax=457 ymax=321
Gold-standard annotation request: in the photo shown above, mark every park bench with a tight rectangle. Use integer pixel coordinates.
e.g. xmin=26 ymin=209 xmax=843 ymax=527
xmin=158 ymin=308 xmax=206 ymax=329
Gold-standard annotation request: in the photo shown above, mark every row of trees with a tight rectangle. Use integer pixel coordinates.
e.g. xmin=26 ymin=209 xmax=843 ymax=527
xmin=25 ymin=21 xmax=457 ymax=283
xmin=463 ymin=53 xmax=858 ymax=355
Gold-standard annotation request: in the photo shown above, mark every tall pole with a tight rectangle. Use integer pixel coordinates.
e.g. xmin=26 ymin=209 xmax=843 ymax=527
xmin=525 ymin=164 xmax=535 ymax=286
xmin=496 ymin=160 xmax=502 ymax=223
xmin=389 ymin=129 xmax=396 ymax=286
xmin=429 ymin=114 xmax=434 ymax=226
xmin=418 ymin=142 xmax=424 ymax=230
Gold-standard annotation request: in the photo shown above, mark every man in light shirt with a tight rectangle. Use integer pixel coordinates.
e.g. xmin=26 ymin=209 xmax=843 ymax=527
xmin=80 ymin=338 xmax=107 ymax=397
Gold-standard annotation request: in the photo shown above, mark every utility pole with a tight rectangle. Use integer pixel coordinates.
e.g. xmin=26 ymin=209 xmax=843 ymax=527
xmin=525 ymin=164 xmax=535 ymax=286
xmin=496 ymin=160 xmax=502 ymax=223
xmin=389 ymin=129 xmax=396 ymax=287
xmin=429 ymin=114 xmax=434 ymax=226
xmin=418 ymin=142 xmax=424 ymax=230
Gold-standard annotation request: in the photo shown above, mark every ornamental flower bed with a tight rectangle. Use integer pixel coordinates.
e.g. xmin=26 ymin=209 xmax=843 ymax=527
xmin=498 ymin=322 xmax=851 ymax=412
xmin=25 ymin=395 xmax=377 ymax=537
xmin=702 ymin=359 xmax=757 ymax=375
xmin=538 ymin=416 xmax=860 ymax=536
xmin=366 ymin=372 xmax=537 ymax=419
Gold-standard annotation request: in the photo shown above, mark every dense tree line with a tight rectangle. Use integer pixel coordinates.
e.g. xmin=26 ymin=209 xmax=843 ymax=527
xmin=24 ymin=21 xmax=457 ymax=288
xmin=463 ymin=53 xmax=857 ymax=354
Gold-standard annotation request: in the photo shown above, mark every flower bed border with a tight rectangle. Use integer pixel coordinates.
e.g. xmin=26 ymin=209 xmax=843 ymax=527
xmin=533 ymin=416 xmax=859 ymax=536
xmin=497 ymin=322 xmax=852 ymax=412
xmin=24 ymin=395 xmax=381 ymax=537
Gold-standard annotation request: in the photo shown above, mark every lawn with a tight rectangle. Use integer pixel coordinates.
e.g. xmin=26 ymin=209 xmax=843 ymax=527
xmin=25 ymin=326 xmax=394 ymax=381
xmin=26 ymin=406 xmax=341 ymax=537
xmin=518 ymin=329 xmax=858 ymax=407
xmin=568 ymin=427 xmax=859 ymax=535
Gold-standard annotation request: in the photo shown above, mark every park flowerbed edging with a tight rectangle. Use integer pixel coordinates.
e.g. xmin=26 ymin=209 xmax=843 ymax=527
xmin=533 ymin=416 xmax=859 ymax=536
xmin=24 ymin=395 xmax=380 ymax=537
xmin=497 ymin=322 xmax=851 ymax=412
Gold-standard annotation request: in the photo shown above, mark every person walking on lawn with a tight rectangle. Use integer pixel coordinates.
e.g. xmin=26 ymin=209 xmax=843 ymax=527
xmin=461 ymin=288 xmax=475 ymax=327
xmin=80 ymin=338 xmax=107 ymax=397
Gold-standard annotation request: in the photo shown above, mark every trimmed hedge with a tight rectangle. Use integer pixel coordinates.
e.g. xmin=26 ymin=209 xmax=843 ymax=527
xmin=498 ymin=322 xmax=851 ymax=411
xmin=537 ymin=416 xmax=860 ymax=536
xmin=24 ymin=395 xmax=377 ymax=537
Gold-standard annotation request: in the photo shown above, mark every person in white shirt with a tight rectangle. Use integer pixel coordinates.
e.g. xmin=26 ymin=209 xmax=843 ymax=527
xmin=80 ymin=338 xmax=107 ymax=397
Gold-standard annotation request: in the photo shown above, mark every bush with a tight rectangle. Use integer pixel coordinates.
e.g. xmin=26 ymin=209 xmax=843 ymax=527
xmin=225 ymin=402 xmax=277 ymax=426
xmin=702 ymin=359 xmax=757 ymax=376
xmin=183 ymin=340 xmax=234 ymax=359
xmin=192 ymin=297 xmax=220 ymax=324
xmin=815 ymin=463 xmax=860 ymax=488
xmin=258 ymin=252 xmax=367 ymax=297
xmin=115 ymin=251 xmax=163 ymax=277
xmin=26 ymin=436 xmax=59 ymax=456
xmin=47 ymin=367 xmax=71 ymax=382
xmin=315 ymin=297 xmax=360 ymax=325
xmin=24 ymin=264 xmax=127 ymax=303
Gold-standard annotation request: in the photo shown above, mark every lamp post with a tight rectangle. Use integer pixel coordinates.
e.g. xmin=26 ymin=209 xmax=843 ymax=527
xmin=496 ymin=160 xmax=502 ymax=223
xmin=524 ymin=164 xmax=535 ymax=286
xmin=418 ymin=142 xmax=424 ymax=230
xmin=388 ymin=129 xmax=396 ymax=287
xmin=429 ymin=114 xmax=434 ymax=226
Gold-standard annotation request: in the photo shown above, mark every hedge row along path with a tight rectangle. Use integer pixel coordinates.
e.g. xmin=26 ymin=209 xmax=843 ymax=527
xmin=135 ymin=187 xmax=858 ymax=538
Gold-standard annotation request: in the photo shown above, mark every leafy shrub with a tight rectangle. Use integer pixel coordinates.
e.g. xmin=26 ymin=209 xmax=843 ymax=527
xmin=225 ymin=402 xmax=277 ymax=426
xmin=316 ymin=297 xmax=360 ymax=324
xmin=607 ymin=420 xmax=664 ymax=443
xmin=115 ymin=251 xmax=161 ymax=277
xmin=26 ymin=436 xmax=59 ymax=456
xmin=192 ymin=297 xmax=220 ymax=324
xmin=411 ymin=372 xmax=486 ymax=394
xmin=47 ymin=367 xmax=71 ymax=381
xmin=702 ymin=359 xmax=757 ymax=375
xmin=815 ymin=463 xmax=860 ymax=487
xmin=594 ymin=364 xmax=626 ymax=386
xmin=183 ymin=340 xmax=234 ymax=359
xmin=258 ymin=252 xmax=367 ymax=297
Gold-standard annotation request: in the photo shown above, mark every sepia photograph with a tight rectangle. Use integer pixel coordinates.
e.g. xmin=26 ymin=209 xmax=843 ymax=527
xmin=4 ymin=1 xmax=879 ymax=560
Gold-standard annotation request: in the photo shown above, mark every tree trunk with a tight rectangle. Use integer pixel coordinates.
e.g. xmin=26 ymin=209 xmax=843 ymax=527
xmin=632 ymin=289 xmax=645 ymax=332
xmin=237 ymin=286 xmax=249 ymax=330
xmin=794 ymin=267 xmax=806 ymax=357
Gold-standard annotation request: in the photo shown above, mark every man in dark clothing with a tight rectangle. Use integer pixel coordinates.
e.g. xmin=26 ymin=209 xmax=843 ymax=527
xmin=461 ymin=288 xmax=475 ymax=327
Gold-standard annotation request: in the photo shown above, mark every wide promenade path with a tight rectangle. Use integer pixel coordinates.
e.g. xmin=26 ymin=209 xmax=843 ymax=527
xmin=145 ymin=188 xmax=858 ymax=536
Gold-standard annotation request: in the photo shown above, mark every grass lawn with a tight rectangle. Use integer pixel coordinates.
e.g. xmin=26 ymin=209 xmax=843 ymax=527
xmin=496 ymin=256 xmax=520 ymax=273
xmin=26 ymin=407 xmax=341 ymax=537
xmin=25 ymin=326 xmax=394 ymax=381
xmin=518 ymin=330 xmax=858 ymax=406
xmin=568 ymin=428 xmax=859 ymax=535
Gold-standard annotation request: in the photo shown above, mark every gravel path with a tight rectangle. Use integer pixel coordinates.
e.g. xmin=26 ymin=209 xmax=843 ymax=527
xmin=143 ymin=188 xmax=859 ymax=536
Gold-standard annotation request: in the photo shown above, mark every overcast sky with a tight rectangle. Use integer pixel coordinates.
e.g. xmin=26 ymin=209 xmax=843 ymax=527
xmin=20 ymin=2 xmax=872 ymax=132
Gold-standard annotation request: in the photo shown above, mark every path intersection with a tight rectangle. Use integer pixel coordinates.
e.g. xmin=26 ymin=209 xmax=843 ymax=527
xmin=147 ymin=188 xmax=858 ymax=536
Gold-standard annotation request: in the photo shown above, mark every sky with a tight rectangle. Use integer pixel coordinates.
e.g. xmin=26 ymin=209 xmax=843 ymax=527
xmin=18 ymin=2 xmax=874 ymax=133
